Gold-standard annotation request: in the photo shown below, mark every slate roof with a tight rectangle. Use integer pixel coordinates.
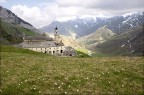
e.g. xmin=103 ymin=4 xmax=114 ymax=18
xmin=18 ymin=41 xmax=63 ymax=48
xmin=25 ymin=36 xmax=53 ymax=41
xmin=64 ymin=46 xmax=75 ymax=51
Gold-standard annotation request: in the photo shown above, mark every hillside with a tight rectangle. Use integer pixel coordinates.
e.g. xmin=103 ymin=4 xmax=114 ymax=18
xmin=94 ymin=26 xmax=144 ymax=56
xmin=0 ymin=20 xmax=37 ymax=44
xmin=0 ymin=45 xmax=143 ymax=94
xmin=77 ymin=26 xmax=115 ymax=46
xmin=0 ymin=6 xmax=39 ymax=45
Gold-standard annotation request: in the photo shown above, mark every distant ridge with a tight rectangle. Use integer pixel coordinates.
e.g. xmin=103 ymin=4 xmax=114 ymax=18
xmin=40 ymin=12 xmax=144 ymax=38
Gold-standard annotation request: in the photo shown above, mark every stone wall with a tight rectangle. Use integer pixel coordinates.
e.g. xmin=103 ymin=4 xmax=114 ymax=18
xmin=26 ymin=46 xmax=65 ymax=55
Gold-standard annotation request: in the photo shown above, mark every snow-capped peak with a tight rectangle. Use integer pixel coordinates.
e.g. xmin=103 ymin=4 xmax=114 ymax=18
xmin=55 ymin=15 xmax=110 ymax=22
xmin=55 ymin=16 xmax=77 ymax=22
xmin=122 ymin=12 xmax=142 ymax=17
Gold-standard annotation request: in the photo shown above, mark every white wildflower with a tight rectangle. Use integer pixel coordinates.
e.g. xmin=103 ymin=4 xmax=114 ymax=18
xmin=65 ymin=92 xmax=67 ymax=94
xmin=68 ymin=85 xmax=71 ymax=88
xmin=122 ymin=68 xmax=125 ymax=71
xmin=58 ymin=86 xmax=61 ymax=89
xmin=54 ymin=83 xmax=57 ymax=85
xmin=65 ymin=78 xmax=68 ymax=80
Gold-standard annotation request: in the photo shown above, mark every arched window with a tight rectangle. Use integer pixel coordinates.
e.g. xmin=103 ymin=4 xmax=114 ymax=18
xmin=60 ymin=50 xmax=63 ymax=53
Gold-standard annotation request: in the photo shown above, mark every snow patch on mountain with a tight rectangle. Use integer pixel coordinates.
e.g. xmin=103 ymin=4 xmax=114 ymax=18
xmin=75 ymin=25 xmax=78 ymax=28
xmin=56 ymin=16 xmax=77 ymax=22
xmin=122 ymin=12 xmax=140 ymax=17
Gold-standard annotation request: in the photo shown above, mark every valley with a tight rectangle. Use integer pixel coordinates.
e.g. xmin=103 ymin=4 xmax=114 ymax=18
xmin=0 ymin=5 xmax=144 ymax=94
xmin=40 ymin=12 xmax=144 ymax=56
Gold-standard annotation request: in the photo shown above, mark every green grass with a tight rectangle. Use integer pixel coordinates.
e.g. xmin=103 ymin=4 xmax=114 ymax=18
xmin=0 ymin=45 xmax=144 ymax=94
xmin=76 ymin=51 xmax=91 ymax=58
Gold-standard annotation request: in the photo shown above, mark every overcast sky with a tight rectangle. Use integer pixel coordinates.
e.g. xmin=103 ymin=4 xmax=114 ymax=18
xmin=0 ymin=0 xmax=144 ymax=28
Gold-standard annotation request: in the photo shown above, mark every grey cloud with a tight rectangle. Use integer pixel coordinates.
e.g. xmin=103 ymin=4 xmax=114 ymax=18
xmin=89 ymin=0 xmax=144 ymax=10
xmin=57 ymin=0 xmax=144 ymax=10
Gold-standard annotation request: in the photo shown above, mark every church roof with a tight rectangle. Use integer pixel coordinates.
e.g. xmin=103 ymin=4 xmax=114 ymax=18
xmin=17 ymin=41 xmax=63 ymax=48
xmin=25 ymin=36 xmax=53 ymax=41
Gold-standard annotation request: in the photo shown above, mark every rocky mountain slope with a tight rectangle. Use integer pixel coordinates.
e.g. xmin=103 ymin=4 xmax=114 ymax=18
xmin=40 ymin=12 xmax=144 ymax=38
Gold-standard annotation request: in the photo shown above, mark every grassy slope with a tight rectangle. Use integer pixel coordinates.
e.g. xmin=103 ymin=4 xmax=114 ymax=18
xmin=0 ymin=20 xmax=37 ymax=44
xmin=0 ymin=45 xmax=144 ymax=94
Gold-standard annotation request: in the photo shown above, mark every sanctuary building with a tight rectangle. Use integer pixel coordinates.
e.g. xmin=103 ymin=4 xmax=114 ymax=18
xmin=17 ymin=27 xmax=77 ymax=56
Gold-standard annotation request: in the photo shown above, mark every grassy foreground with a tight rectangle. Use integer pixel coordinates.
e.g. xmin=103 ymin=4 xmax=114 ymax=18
xmin=0 ymin=45 xmax=144 ymax=94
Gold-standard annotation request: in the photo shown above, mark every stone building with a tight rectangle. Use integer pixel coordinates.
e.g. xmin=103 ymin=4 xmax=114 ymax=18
xmin=17 ymin=27 xmax=77 ymax=56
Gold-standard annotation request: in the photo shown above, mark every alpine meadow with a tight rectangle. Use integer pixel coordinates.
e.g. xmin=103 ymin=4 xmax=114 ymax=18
xmin=0 ymin=0 xmax=144 ymax=94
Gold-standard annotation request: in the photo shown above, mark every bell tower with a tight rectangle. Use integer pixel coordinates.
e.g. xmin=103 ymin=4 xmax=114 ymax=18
xmin=54 ymin=26 xmax=58 ymax=40
xmin=54 ymin=26 xmax=62 ymax=44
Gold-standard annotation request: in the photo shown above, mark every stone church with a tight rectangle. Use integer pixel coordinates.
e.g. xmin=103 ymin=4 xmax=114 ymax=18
xmin=17 ymin=27 xmax=77 ymax=56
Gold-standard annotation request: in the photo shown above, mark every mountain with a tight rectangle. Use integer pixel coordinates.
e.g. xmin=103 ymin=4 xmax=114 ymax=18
xmin=94 ymin=26 xmax=144 ymax=56
xmin=0 ymin=6 xmax=38 ymax=44
xmin=77 ymin=26 xmax=115 ymax=47
xmin=40 ymin=12 xmax=144 ymax=38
